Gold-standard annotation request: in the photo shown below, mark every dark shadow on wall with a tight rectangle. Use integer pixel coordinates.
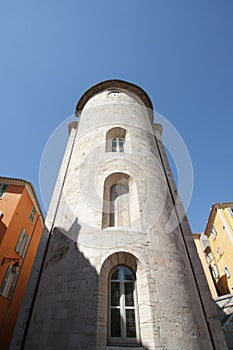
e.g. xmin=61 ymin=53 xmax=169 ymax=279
xmin=0 ymin=219 xmax=7 ymax=244
xmin=21 ymin=219 xmax=99 ymax=350
xmin=215 ymin=301 xmax=233 ymax=350
xmin=17 ymin=218 xmax=149 ymax=350
xmin=216 ymin=275 xmax=230 ymax=296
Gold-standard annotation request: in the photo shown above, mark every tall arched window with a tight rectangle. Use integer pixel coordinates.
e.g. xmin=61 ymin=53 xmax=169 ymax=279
xmin=109 ymin=266 xmax=139 ymax=345
xmin=106 ymin=127 xmax=126 ymax=153
xmin=102 ymin=173 xmax=130 ymax=229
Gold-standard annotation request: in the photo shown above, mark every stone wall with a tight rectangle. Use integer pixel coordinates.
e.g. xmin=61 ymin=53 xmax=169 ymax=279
xmin=215 ymin=294 xmax=233 ymax=349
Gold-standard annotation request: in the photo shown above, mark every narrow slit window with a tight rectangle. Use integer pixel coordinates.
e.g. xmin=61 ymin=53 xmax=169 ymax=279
xmin=102 ymin=173 xmax=131 ymax=229
xmin=109 ymin=183 xmax=130 ymax=227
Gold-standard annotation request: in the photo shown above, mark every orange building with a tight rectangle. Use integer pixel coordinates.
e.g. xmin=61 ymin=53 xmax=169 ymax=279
xmin=0 ymin=177 xmax=44 ymax=350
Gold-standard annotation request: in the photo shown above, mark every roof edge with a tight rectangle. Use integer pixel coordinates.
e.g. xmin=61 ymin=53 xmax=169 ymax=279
xmin=75 ymin=79 xmax=154 ymax=121
xmin=0 ymin=176 xmax=45 ymax=222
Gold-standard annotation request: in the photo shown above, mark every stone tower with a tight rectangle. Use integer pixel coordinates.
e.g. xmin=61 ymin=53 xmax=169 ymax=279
xmin=22 ymin=80 xmax=227 ymax=349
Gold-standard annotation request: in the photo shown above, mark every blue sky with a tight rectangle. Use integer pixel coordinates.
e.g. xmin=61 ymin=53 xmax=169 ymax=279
xmin=1 ymin=1 xmax=233 ymax=233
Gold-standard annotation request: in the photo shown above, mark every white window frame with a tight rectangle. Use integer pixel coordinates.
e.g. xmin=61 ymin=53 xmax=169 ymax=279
xmin=210 ymin=224 xmax=217 ymax=240
xmin=224 ymin=266 xmax=231 ymax=279
xmin=0 ymin=184 xmax=8 ymax=199
xmin=217 ymin=247 xmax=221 ymax=257
xmin=112 ymin=137 xmax=124 ymax=153
xmin=211 ymin=264 xmax=220 ymax=279
xmin=105 ymin=127 xmax=126 ymax=153
xmin=205 ymin=252 xmax=212 ymax=264
xmin=108 ymin=266 xmax=140 ymax=346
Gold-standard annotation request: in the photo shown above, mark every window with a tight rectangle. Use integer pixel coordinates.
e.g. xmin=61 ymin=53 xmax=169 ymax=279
xmin=108 ymin=91 xmax=121 ymax=98
xmin=0 ymin=265 xmax=19 ymax=299
xmin=205 ymin=252 xmax=212 ymax=264
xmin=228 ymin=208 xmax=233 ymax=218
xmin=16 ymin=228 xmax=30 ymax=258
xmin=217 ymin=247 xmax=221 ymax=257
xmin=112 ymin=137 xmax=124 ymax=152
xmin=0 ymin=184 xmax=7 ymax=199
xmin=224 ymin=267 xmax=231 ymax=279
xmin=109 ymin=266 xmax=139 ymax=345
xmin=29 ymin=206 xmax=36 ymax=222
xmin=211 ymin=264 xmax=220 ymax=279
xmin=106 ymin=127 xmax=126 ymax=153
xmin=102 ymin=173 xmax=130 ymax=229
xmin=210 ymin=224 xmax=217 ymax=240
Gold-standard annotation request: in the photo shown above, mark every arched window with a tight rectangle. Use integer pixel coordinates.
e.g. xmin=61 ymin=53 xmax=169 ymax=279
xmin=102 ymin=173 xmax=130 ymax=229
xmin=106 ymin=127 xmax=126 ymax=153
xmin=109 ymin=266 xmax=139 ymax=345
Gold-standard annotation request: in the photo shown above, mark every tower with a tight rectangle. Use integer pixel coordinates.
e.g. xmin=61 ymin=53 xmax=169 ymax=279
xmin=22 ymin=80 xmax=227 ymax=349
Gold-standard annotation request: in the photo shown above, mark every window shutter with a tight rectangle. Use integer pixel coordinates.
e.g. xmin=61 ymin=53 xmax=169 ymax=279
xmin=0 ymin=266 xmax=12 ymax=295
xmin=8 ymin=271 xmax=19 ymax=299
xmin=16 ymin=228 xmax=26 ymax=253
xmin=21 ymin=236 xmax=31 ymax=258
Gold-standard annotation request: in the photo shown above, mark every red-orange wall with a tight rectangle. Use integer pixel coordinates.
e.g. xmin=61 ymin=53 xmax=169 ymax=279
xmin=0 ymin=184 xmax=43 ymax=350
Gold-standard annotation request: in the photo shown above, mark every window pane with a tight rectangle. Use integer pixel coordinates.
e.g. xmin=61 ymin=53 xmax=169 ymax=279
xmin=112 ymin=138 xmax=117 ymax=152
xmin=126 ymin=309 xmax=136 ymax=338
xmin=119 ymin=138 xmax=124 ymax=146
xmin=111 ymin=269 xmax=120 ymax=281
xmin=123 ymin=267 xmax=133 ymax=281
xmin=111 ymin=309 xmax=121 ymax=337
xmin=111 ymin=282 xmax=120 ymax=306
xmin=124 ymin=282 xmax=134 ymax=306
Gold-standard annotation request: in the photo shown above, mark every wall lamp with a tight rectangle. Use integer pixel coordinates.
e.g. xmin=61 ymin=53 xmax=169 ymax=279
xmin=1 ymin=257 xmax=20 ymax=272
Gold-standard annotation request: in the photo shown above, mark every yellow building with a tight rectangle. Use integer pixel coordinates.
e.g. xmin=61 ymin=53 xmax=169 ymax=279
xmin=195 ymin=203 xmax=233 ymax=297
xmin=193 ymin=233 xmax=218 ymax=298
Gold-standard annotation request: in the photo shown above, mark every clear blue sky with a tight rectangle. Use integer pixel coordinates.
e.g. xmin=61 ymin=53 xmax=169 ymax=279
xmin=1 ymin=1 xmax=233 ymax=233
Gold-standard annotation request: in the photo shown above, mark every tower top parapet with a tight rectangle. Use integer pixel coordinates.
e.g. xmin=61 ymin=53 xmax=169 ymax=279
xmin=75 ymin=79 xmax=154 ymax=122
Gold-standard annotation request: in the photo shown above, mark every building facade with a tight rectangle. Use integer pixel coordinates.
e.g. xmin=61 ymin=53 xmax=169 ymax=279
xmin=21 ymin=80 xmax=227 ymax=349
xmin=193 ymin=233 xmax=218 ymax=298
xmin=0 ymin=177 xmax=44 ymax=350
xmin=194 ymin=203 xmax=233 ymax=349
xmin=195 ymin=203 xmax=233 ymax=296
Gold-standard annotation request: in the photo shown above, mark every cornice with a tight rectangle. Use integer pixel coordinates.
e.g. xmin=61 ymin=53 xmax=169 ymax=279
xmin=0 ymin=176 xmax=44 ymax=223
xmin=75 ymin=79 xmax=154 ymax=122
xmin=204 ymin=202 xmax=233 ymax=235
